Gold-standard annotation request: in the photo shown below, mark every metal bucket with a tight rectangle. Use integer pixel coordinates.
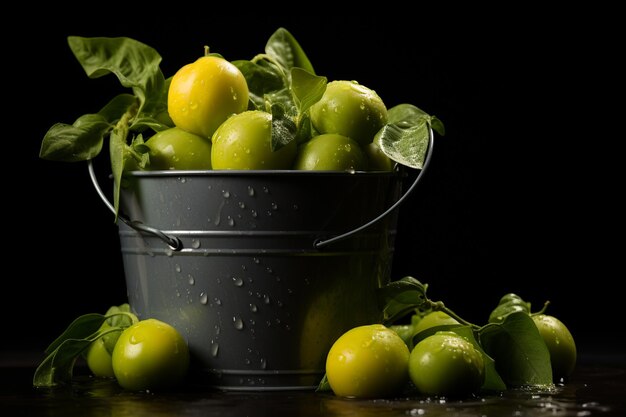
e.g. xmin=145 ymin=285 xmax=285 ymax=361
xmin=88 ymin=131 xmax=433 ymax=391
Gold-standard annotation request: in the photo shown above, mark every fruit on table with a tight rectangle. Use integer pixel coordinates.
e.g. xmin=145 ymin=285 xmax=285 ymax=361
xmin=409 ymin=331 xmax=484 ymax=396
xmin=532 ymin=314 xmax=577 ymax=380
xmin=325 ymin=324 xmax=409 ymax=398
xmin=310 ymin=80 xmax=388 ymax=146
xmin=112 ymin=319 xmax=189 ymax=391
xmin=168 ymin=55 xmax=249 ymax=139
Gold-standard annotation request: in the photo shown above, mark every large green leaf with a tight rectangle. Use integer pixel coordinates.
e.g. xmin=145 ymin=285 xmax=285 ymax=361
xmin=39 ymin=94 xmax=137 ymax=161
xmin=265 ymin=28 xmax=315 ymax=74
xmin=67 ymin=36 xmax=164 ymax=111
xmin=290 ymin=67 xmax=327 ymax=114
xmin=480 ymin=311 xmax=553 ymax=387
xmin=377 ymin=276 xmax=431 ymax=325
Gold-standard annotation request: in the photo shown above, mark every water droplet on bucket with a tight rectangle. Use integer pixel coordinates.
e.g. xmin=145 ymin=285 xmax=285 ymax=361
xmin=222 ymin=190 xmax=230 ymax=198
xmin=238 ymin=201 xmax=246 ymax=209
xmin=200 ymin=292 xmax=208 ymax=304
xmin=175 ymin=264 xmax=182 ymax=273
xmin=166 ymin=249 xmax=173 ymax=257
xmin=227 ymin=217 xmax=235 ymax=227
xmin=266 ymin=267 xmax=273 ymax=274
xmin=191 ymin=239 xmax=201 ymax=249
xmin=264 ymin=295 xmax=271 ymax=304
xmin=260 ymin=358 xmax=267 ymax=369
xmin=292 ymin=204 xmax=299 ymax=210
xmin=232 ymin=276 xmax=244 ymax=287
xmin=214 ymin=324 xmax=221 ymax=335
xmin=214 ymin=298 xmax=222 ymax=306
xmin=262 ymin=186 xmax=269 ymax=194
xmin=253 ymin=257 xmax=260 ymax=264
xmin=233 ymin=317 xmax=244 ymax=330
xmin=244 ymin=358 xmax=250 ymax=365
xmin=188 ymin=275 xmax=195 ymax=285
xmin=251 ymin=209 xmax=258 ymax=218
xmin=179 ymin=177 xmax=187 ymax=184
xmin=270 ymin=202 xmax=278 ymax=210
xmin=250 ymin=303 xmax=258 ymax=312
xmin=210 ymin=342 xmax=219 ymax=357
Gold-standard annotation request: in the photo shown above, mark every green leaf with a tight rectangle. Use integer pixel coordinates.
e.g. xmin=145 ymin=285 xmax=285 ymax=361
xmin=316 ymin=373 xmax=332 ymax=392
xmin=290 ymin=67 xmax=327 ymax=114
xmin=233 ymin=59 xmax=286 ymax=110
xmin=479 ymin=311 xmax=553 ymax=387
xmin=67 ymin=36 xmax=164 ymax=111
xmin=430 ymin=116 xmax=446 ymax=136
xmin=44 ymin=313 xmax=107 ymax=355
xmin=265 ymin=28 xmax=315 ymax=74
xmin=377 ymin=104 xmax=445 ymax=169
xmin=387 ymin=104 xmax=430 ymax=124
xmin=448 ymin=326 xmax=507 ymax=392
xmin=377 ymin=276 xmax=431 ymax=325
xmin=109 ymin=125 xmax=126 ymax=217
xmin=39 ymin=94 xmax=137 ymax=162
xmin=377 ymin=122 xmax=430 ymax=169
xmin=270 ymin=103 xmax=297 ymax=151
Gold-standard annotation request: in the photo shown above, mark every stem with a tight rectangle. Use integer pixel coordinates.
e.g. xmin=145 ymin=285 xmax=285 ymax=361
xmin=431 ymin=301 xmax=481 ymax=330
xmin=531 ymin=300 xmax=551 ymax=316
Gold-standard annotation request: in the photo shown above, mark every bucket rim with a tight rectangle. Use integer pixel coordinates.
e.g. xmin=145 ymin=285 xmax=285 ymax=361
xmin=121 ymin=169 xmax=406 ymax=178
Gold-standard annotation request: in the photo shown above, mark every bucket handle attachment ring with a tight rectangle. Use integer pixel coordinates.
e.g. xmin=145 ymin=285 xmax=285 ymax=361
xmin=87 ymin=162 xmax=183 ymax=251
xmin=88 ymin=127 xmax=433 ymax=252
xmin=313 ymin=127 xmax=434 ymax=249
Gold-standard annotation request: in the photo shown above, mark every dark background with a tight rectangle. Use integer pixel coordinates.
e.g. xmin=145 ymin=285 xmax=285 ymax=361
xmin=3 ymin=13 xmax=621 ymax=356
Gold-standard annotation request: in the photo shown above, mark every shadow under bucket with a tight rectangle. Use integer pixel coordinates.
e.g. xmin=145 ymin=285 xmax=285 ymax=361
xmin=88 ymin=131 xmax=433 ymax=391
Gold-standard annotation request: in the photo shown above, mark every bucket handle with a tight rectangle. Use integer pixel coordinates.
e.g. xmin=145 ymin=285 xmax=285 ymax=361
xmin=314 ymin=127 xmax=434 ymax=248
xmin=87 ymin=162 xmax=184 ymax=251
xmin=88 ymin=127 xmax=433 ymax=252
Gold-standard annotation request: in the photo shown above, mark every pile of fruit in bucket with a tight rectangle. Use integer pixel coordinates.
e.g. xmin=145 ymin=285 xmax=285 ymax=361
xmin=35 ymin=28 xmax=575 ymax=397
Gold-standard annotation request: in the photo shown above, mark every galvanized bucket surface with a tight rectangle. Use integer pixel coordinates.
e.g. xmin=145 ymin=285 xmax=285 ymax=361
xmin=89 ymin=132 xmax=433 ymax=391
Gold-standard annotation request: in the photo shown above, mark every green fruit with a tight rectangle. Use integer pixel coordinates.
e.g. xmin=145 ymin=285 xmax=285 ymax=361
xmin=112 ymin=319 xmax=189 ymax=391
xmin=409 ymin=331 xmax=484 ymax=396
xmin=326 ymin=324 xmax=409 ymax=398
xmin=294 ymin=134 xmax=368 ymax=171
xmin=211 ymin=110 xmax=297 ymax=170
xmin=310 ymin=80 xmax=387 ymax=146
xmin=532 ymin=314 xmax=577 ymax=380
xmin=146 ymin=127 xmax=212 ymax=170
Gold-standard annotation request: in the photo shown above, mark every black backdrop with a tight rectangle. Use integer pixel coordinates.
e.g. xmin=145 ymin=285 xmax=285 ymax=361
xmin=4 ymin=13 xmax=621 ymax=356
